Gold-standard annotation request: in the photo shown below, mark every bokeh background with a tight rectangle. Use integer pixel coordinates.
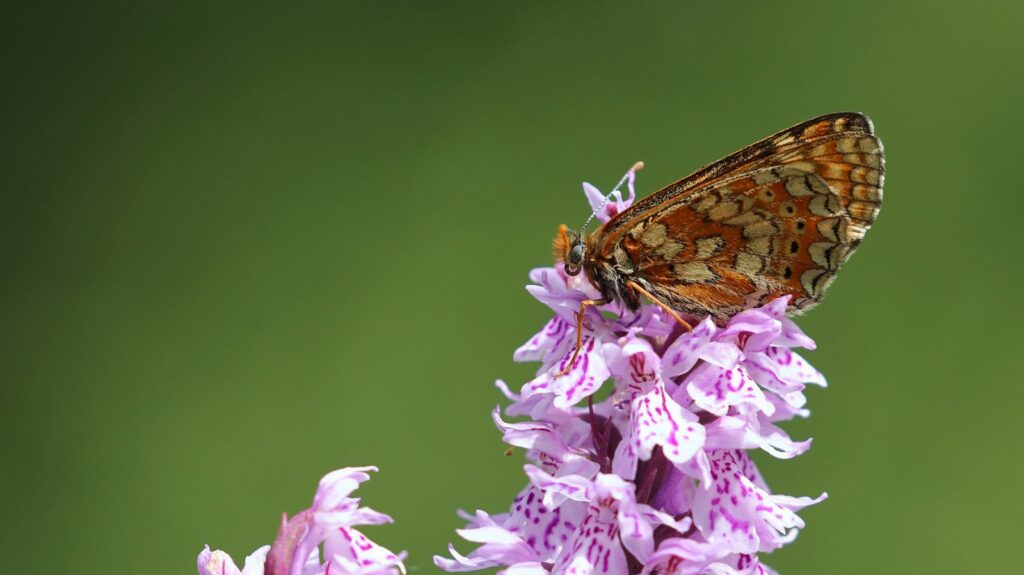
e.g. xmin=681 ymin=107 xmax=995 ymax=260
xmin=3 ymin=1 xmax=1023 ymax=573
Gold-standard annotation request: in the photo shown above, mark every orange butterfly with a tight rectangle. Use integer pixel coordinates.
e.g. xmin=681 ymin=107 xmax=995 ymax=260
xmin=554 ymin=112 xmax=884 ymax=368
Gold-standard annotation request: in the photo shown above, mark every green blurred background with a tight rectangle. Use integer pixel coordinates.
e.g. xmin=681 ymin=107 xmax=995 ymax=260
xmin=3 ymin=1 xmax=1022 ymax=573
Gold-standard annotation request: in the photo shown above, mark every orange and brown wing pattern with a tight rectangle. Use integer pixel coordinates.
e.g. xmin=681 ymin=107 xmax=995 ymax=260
xmin=602 ymin=112 xmax=883 ymax=321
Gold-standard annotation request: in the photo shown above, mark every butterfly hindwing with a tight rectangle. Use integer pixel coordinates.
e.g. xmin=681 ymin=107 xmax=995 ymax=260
xmin=597 ymin=112 xmax=884 ymax=321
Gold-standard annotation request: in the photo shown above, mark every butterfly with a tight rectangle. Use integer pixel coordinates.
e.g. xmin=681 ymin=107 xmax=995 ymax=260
xmin=553 ymin=112 xmax=884 ymax=368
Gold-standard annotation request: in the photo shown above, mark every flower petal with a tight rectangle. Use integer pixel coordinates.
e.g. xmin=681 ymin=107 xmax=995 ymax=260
xmin=198 ymin=546 xmax=244 ymax=575
xmin=521 ymin=335 xmax=611 ymax=409
xmin=683 ymin=364 xmax=774 ymax=417
xmin=661 ymin=319 xmax=718 ymax=379
xmin=551 ymin=509 xmax=629 ymax=575
xmin=692 ymin=451 xmax=826 ymax=555
xmin=742 ymin=347 xmax=827 ymax=410
xmin=322 ymin=527 xmax=406 ymax=575
xmin=704 ymin=414 xmax=812 ymax=460
xmin=505 ymin=484 xmax=587 ymax=562
xmin=614 ymin=382 xmax=705 ymax=478
xmin=524 ymin=465 xmax=595 ymax=506
xmin=313 ymin=467 xmax=378 ymax=516
xmin=515 ymin=316 xmax=574 ymax=366
xmin=493 ymin=408 xmax=573 ymax=462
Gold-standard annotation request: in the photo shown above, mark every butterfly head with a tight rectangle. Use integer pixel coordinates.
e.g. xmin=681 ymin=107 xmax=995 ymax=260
xmin=554 ymin=224 xmax=586 ymax=276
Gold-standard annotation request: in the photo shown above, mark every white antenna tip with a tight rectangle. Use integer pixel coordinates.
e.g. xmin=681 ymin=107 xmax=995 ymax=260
xmin=631 ymin=161 xmax=645 ymax=172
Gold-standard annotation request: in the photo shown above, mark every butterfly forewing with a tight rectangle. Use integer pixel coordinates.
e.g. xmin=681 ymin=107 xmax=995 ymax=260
xmin=596 ymin=112 xmax=883 ymax=322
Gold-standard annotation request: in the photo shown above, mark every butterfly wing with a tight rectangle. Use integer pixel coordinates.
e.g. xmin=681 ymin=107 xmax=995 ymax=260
xmin=601 ymin=113 xmax=883 ymax=321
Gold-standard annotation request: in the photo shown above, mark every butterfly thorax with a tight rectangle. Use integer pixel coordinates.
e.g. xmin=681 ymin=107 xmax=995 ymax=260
xmin=555 ymin=224 xmax=642 ymax=310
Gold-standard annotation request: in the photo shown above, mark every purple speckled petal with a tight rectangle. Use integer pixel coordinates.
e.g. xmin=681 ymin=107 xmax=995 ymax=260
xmin=775 ymin=316 xmax=816 ymax=350
xmin=692 ymin=450 xmax=826 ymax=555
xmin=322 ymin=527 xmax=406 ymax=575
xmin=757 ymin=296 xmax=790 ymax=320
xmin=521 ymin=334 xmax=611 ymax=409
xmin=682 ymin=364 xmax=775 ymax=418
xmin=742 ymin=355 xmax=805 ymax=399
xmin=603 ymin=335 xmax=663 ymax=395
xmin=525 ymin=285 xmax=584 ymax=327
xmin=661 ymin=318 xmax=717 ymax=378
xmin=527 ymin=267 xmax=550 ymax=286
xmin=647 ymin=540 xmax=778 ymax=575
xmin=446 ymin=458 xmax=592 ymax=566
xmin=616 ymin=501 xmax=655 ymax=564
xmin=603 ymin=334 xmax=706 ymax=477
xmin=749 ymin=347 xmax=827 ymax=389
xmin=455 ymin=528 xmax=535 ymax=563
xmin=587 ymin=474 xmax=659 ymax=564
xmin=621 ymin=503 xmax=694 ymax=568
xmin=614 ymin=382 xmax=705 ymax=479
xmin=718 ymin=312 xmax=781 ymax=354
xmin=434 ymin=509 xmax=551 ymax=573
xmin=644 ymin=538 xmax=711 ymax=575
xmin=703 ymin=414 xmax=812 ymax=460
xmin=523 ymin=267 xmax=601 ymax=329
xmin=498 ymin=382 xmax=560 ymax=420
xmin=551 ymin=507 xmax=629 ymax=575
xmin=507 ymin=484 xmax=587 ymax=562
xmin=515 ymin=316 xmax=574 ymax=366
xmin=701 ymin=342 xmax=743 ymax=369
xmin=691 ymin=451 xmax=760 ymax=555
xmin=524 ymin=465 xmax=595 ymax=507
xmin=493 ymin=408 xmax=573 ymax=462
xmin=762 ymin=394 xmax=810 ymax=423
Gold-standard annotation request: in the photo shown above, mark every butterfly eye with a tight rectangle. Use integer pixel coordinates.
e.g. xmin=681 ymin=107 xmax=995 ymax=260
xmin=568 ymin=243 xmax=585 ymax=266
xmin=563 ymin=243 xmax=585 ymax=276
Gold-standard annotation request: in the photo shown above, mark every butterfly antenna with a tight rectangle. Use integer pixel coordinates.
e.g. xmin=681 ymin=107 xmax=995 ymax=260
xmin=580 ymin=161 xmax=644 ymax=234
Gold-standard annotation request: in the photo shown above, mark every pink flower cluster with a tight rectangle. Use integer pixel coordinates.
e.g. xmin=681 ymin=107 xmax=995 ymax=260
xmin=435 ymin=177 xmax=827 ymax=575
xmin=198 ymin=467 xmax=405 ymax=575
xmin=197 ymin=170 xmax=831 ymax=575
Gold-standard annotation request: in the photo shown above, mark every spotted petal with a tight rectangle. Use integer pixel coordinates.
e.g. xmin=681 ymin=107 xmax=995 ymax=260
xmin=521 ymin=334 xmax=611 ymax=410
xmin=551 ymin=509 xmax=628 ymax=575
xmin=683 ymin=364 xmax=775 ymax=417
xmin=692 ymin=450 xmax=826 ymax=554
xmin=613 ymin=382 xmax=705 ymax=479
xmin=322 ymin=527 xmax=405 ymax=575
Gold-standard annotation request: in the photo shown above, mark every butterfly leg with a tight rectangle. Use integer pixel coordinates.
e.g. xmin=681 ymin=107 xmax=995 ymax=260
xmin=557 ymin=298 xmax=607 ymax=377
xmin=626 ymin=280 xmax=693 ymax=332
